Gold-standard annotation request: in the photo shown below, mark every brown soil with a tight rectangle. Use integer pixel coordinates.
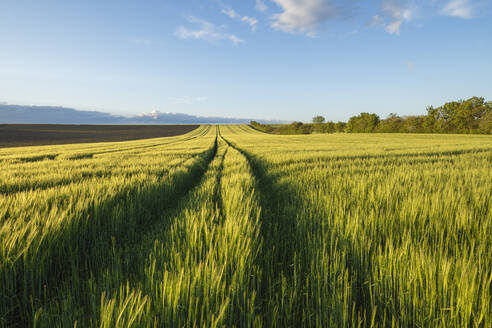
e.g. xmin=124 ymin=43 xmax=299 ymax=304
xmin=0 ymin=124 xmax=199 ymax=148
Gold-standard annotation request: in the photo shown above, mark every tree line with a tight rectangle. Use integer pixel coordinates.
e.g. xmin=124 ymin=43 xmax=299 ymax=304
xmin=251 ymin=97 xmax=492 ymax=134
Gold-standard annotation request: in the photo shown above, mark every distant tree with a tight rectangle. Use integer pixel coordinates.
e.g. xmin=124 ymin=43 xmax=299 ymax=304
xmin=455 ymin=97 xmax=491 ymax=132
xmin=250 ymin=121 xmax=276 ymax=133
xmin=423 ymin=97 xmax=492 ymax=133
xmin=378 ymin=113 xmax=404 ymax=133
xmin=291 ymin=121 xmax=303 ymax=130
xmin=250 ymin=121 xmax=266 ymax=132
xmin=312 ymin=120 xmax=336 ymax=134
xmin=335 ymin=122 xmax=346 ymax=132
xmin=312 ymin=115 xmax=326 ymax=124
xmin=325 ymin=121 xmax=336 ymax=133
xmin=402 ymin=115 xmax=426 ymax=133
xmin=320 ymin=121 xmax=336 ymax=133
xmin=254 ymin=97 xmax=491 ymax=135
xmin=423 ymin=106 xmax=440 ymax=133
xmin=300 ymin=124 xmax=313 ymax=134
xmin=279 ymin=122 xmax=303 ymax=134
xmin=345 ymin=113 xmax=380 ymax=133
xmin=478 ymin=111 xmax=492 ymax=134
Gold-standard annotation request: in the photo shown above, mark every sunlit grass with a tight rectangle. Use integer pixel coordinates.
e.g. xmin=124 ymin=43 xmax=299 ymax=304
xmin=221 ymin=125 xmax=492 ymax=327
xmin=1 ymin=125 xmax=490 ymax=327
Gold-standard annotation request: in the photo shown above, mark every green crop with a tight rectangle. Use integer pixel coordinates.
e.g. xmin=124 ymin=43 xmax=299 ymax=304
xmin=0 ymin=125 xmax=490 ymax=327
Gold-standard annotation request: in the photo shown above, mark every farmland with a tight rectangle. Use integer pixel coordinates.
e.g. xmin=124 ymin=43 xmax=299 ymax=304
xmin=0 ymin=124 xmax=199 ymax=148
xmin=0 ymin=125 xmax=491 ymax=327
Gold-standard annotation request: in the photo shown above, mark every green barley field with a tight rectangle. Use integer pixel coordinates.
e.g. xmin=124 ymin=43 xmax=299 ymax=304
xmin=0 ymin=125 xmax=491 ymax=327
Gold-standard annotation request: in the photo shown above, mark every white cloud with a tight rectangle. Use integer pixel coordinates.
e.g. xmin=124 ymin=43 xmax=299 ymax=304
xmin=175 ymin=16 xmax=244 ymax=46
xmin=138 ymin=109 xmax=160 ymax=119
xmin=441 ymin=0 xmax=474 ymax=19
xmin=255 ymin=0 xmax=268 ymax=12
xmin=221 ymin=8 xmax=258 ymax=30
xmin=369 ymin=14 xmax=384 ymax=27
xmin=222 ymin=8 xmax=238 ymax=19
xmin=269 ymin=0 xmax=340 ymax=35
xmin=381 ymin=0 xmax=413 ymax=35
xmin=242 ymin=16 xmax=259 ymax=29
xmin=385 ymin=20 xmax=403 ymax=34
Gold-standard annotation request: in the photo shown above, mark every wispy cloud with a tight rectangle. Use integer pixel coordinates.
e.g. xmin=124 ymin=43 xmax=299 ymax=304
xmin=221 ymin=8 xmax=258 ymax=30
xmin=269 ymin=0 xmax=342 ymax=36
xmin=441 ymin=0 xmax=474 ymax=19
xmin=175 ymin=16 xmax=244 ymax=46
xmin=255 ymin=0 xmax=268 ymax=12
xmin=381 ymin=0 xmax=414 ymax=35
xmin=369 ymin=14 xmax=384 ymax=27
xmin=371 ymin=0 xmax=479 ymax=35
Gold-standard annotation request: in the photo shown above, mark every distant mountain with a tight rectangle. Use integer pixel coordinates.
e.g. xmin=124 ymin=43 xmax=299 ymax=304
xmin=0 ymin=104 xmax=283 ymax=124
xmin=0 ymin=104 xmax=127 ymax=124
xmin=131 ymin=110 xmax=272 ymax=124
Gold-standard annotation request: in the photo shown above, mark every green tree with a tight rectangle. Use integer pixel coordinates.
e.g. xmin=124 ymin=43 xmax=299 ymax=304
xmin=313 ymin=121 xmax=337 ymax=134
xmin=402 ymin=115 xmax=426 ymax=133
xmin=335 ymin=122 xmax=346 ymax=132
xmin=312 ymin=115 xmax=326 ymax=124
xmin=279 ymin=122 xmax=305 ymax=135
xmin=345 ymin=113 xmax=380 ymax=133
xmin=478 ymin=111 xmax=492 ymax=134
xmin=378 ymin=113 xmax=404 ymax=133
xmin=424 ymin=97 xmax=492 ymax=133
xmin=423 ymin=106 xmax=440 ymax=133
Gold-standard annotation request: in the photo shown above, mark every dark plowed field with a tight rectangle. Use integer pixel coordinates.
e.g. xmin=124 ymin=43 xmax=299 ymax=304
xmin=0 ymin=124 xmax=199 ymax=147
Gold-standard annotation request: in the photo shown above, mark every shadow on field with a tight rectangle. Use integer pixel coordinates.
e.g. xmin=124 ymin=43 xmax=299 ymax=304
xmin=277 ymin=146 xmax=492 ymax=168
xmin=213 ymin=146 xmax=228 ymax=225
xmin=0 ymin=155 xmax=194 ymax=195
xmin=15 ymin=154 xmax=58 ymax=163
xmin=2 ymin=139 xmax=218 ymax=327
xmin=219 ymin=135 xmax=304 ymax=325
xmin=0 ymin=128 xmax=213 ymax=196
xmin=220 ymin=135 xmax=384 ymax=327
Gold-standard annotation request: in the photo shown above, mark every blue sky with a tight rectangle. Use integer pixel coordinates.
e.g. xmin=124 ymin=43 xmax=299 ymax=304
xmin=0 ymin=0 xmax=491 ymax=121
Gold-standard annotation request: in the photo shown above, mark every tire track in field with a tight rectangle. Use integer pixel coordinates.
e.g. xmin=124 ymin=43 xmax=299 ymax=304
xmin=104 ymin=127 xmax=234 ymax=325
xmin=220 ymin=133 xmax=376 ymax=326
xmin=220 ymin=129 xmax=434 ymax=326
xmin=0 ymin=125 xmax=211 ymax=164
xmin=219 ymin=132 xmax=302 ymax=326
xmin=0 ymin=126 xmax=213 ymax=195
xmin=213 ymin=132 xmax=228 ymax=225
xmin=62 ymin=124 xmax=212 ymax=157
xmin=214 ymin=126 xmax=264 ymax=326
xmin=35 ymin=127 xmax=228 ymax=326
xmin=3 ymin=132 xmax=219 ymax=327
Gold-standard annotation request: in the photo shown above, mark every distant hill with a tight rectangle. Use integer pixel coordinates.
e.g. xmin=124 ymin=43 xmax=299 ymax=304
xmin=0 ymin=104 xmax=282 ymax=124
xmin=0 ymin=104 xmax=126 ymax=124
